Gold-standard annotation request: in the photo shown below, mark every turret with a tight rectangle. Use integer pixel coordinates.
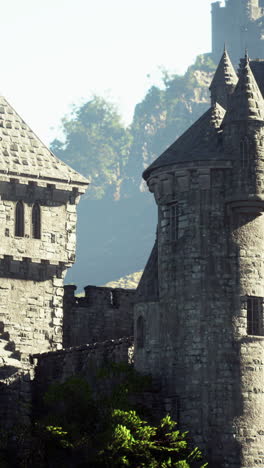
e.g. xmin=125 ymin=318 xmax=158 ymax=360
xmin=211 ymin=0 xmax=264 ymax=64
xmin=222 ymin=53 xmax=264 ymax=200
xmin=135 ymin=52 xmax=264 ymax=467
xmin=209 ymin=48 xmax=238 ymax=109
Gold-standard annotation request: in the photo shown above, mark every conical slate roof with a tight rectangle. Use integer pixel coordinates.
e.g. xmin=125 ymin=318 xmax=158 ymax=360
xmin=222 ymin=57 xmax=264 ymax=123
xmin=209 ymin=48 xmax=238 ymax=90
xmin=143 ymin=103 xmax=226 ymax=180
xmin=0 ymin=96 xmax=88 ymax=186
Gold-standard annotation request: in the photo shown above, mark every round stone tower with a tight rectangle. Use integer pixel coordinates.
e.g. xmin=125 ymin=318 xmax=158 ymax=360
xmin=134 ymin=53 xmax=264 ymax=468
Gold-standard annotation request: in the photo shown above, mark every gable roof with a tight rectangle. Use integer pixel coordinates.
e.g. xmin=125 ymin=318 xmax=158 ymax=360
xmin=143 ymin=103 xmax=226 ymax=180
xmin=0 ymin=96 xmax=88 ymax=187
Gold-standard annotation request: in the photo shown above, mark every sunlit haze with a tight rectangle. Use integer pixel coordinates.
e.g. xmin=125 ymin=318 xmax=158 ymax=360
xmin=1 ymin=0 xmax=213 ymax=145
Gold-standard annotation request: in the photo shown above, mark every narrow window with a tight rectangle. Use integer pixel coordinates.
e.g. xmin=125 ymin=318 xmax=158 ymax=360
xmin=15 ymin=201 xmax=24 ymax=237
xmin=170 ymin=204 xmax=178 ymax=241
xmin=32 ymin=203 xmax=41 ymax=239
xmin=247 ymin=297 xmax=263 ymax=336
xmin=240 ymin=137 xmax=249 ymax=168
xmin=136 ymin=316 xmax=145 ymax=349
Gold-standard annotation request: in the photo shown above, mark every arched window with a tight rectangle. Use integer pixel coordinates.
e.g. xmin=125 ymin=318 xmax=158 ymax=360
xmin=32 ymin=203 xmax=41 ymax=239
xmin=136 ymin=316 xmax=145 ymax=349
xmin=15 ymin=201 xmax=24 ymax=237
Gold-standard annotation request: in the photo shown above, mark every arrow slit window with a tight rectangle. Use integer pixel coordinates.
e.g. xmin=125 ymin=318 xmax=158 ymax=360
xmin=240 ymin=137 xmax=249 ymax=168
xmin=32 ymin=203 xmax=41 ymax=239
xmin=15 ymin=201 xmax=24 ymax=237
xmin=170 ymin=204 xmax=179 ymax=241
xmin=247 ymin=296 xmax=264 ymax=336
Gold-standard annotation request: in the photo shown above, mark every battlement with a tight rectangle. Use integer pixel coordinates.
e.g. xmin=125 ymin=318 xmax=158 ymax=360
xmin=212 ymin=0 xmax=264 ymax=64
xmin=64 ymin=284 xmax=135 ymax=308
xmin=63 ymin=285 xmax=135 ymax=348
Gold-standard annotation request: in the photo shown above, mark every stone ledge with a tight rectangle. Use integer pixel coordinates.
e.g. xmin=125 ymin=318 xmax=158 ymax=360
xmin=31 ymin=336 xmax=134 ymax=360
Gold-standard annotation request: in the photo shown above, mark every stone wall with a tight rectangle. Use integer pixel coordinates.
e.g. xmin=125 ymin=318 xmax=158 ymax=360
xmin=32 ymin=337 xmax=134 ymax=411
xmin=0 ymin=179 xmax=82 ymax=362
xmin=135 ymin=159 xmax=264 ymax=467
xmin=0 ymin=368 xmax=33 ymax=428
xmin=0 ymin=179 xmax=79 ymax=265
xmin=63 ymin=285 xmax=135 ymax=347
xmin=211 ymin=0 xmax=264 ymax=64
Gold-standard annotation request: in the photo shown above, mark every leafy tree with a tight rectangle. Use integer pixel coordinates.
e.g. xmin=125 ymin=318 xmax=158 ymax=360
xmin=50 ymin=54 xmax=216 ymax=200
xmin=98 ymin=410 xmax=208 ymax=468
xmin=8 ymin=365 xmax=207 ymax=467
xmin=123 ymin=54 xmax=216 ymax=195
xmin=51 ymin=96 xmax=132 ymax=200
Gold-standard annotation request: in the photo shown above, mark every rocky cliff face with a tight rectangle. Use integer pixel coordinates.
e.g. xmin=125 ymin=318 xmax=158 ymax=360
xmin=65 ymin=55 xmax=217 ymax=287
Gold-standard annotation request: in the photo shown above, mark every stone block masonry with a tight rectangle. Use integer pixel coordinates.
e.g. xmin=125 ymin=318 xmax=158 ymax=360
xmin=0 ymin=181 xmax=82 ymax=361
xmin=0 ymin=94 xmax=88 ymax=430
xmin=32 ymin=337 xmax=134 ymax=414
xmin=63 ymin=285 xmax=135 ymax=347
xmin=134 ymin=53 xmax=264 ymax=467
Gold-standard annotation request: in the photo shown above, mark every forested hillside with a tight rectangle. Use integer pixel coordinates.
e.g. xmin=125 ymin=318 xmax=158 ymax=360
xmin=51 ymin=54 xmax=216 ymax=288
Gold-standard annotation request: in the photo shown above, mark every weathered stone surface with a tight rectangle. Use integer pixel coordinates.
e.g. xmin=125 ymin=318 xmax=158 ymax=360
xmin=135 ymin=54 xmax=264 ymax=467
xmin=33 ymin=337 xmax=134 ymax=413
xmin=212 ymin=0 xmax=264 ymax=64
xmin=63 ymin=285 xmax=135 ymax=348
xmin=0 ymin=95 xmax=88 ymax=428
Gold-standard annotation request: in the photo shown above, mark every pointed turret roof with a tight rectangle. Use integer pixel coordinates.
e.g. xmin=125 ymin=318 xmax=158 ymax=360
xmin=209 ymin=48 xmax=238 ymax=90
xmin=143 ymin=103 xmax=226 ymax=180
xmin=222 ymin=55 xmax=264 ymax=123
xmin=0 ymin=96 xmax=88 ymax=187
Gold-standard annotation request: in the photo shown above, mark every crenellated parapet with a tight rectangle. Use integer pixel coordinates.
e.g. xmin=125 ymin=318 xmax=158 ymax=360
xmin=211 ymin=0 xmax=264 ymax=64
xmin=63 ymin=285 xmax=135 ymax=348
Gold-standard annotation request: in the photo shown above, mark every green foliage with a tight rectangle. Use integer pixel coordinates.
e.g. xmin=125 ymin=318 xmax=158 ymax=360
xmin=125 ymin=54 xmax=215 ymax=191
xmin=51 ymin=54 xmax=216 ymax=199
xmin=0 ymin=365 xmax=207 ymax=467
xmin=98 ymin=411 xmax=208 ymax=468
xmin=30 ymin=365 xmax=206 ymax=467
xmin=51 ymin=96 xmax=132 ymax=199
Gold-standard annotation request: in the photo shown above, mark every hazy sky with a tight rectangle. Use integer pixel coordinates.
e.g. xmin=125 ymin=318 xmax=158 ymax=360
xmin=1 ymin=0 xmax=214 ymax=145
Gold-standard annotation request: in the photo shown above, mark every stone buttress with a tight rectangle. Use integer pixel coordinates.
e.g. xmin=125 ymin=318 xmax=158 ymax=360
xmin=134 ymin=51 xmax=264 ymax=468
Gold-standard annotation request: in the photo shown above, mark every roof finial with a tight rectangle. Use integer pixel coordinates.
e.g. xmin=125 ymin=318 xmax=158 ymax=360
xmin=224 ymin=42 xmax=226 ymax=53
xmin=245 ymin=48 xmax=249 ymax=63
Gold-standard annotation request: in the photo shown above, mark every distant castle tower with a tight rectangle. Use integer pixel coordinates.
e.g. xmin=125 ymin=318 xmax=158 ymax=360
xmin=212 ymin=0 xmax=264 ymax=64
xmin=135 ymin=50 xmax=264 ymax=467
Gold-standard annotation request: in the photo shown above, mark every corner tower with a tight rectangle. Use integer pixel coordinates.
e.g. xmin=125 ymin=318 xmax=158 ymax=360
xmin=134 ymin=54 xmax=264 ymax=467
xmin=212 ymin=0 xmax=264 ymax=64
xmin=0 ymin=96 xmax=88 ymax=366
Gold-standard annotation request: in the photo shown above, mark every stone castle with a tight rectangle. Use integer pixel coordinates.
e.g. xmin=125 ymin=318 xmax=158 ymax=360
xmin=135 ymin=50 xmax=264 ymax=467
xmin=212 ymin=0 xmax=264 ymax=64
xmin=0 ymin=4 xmax=264 ymax=468
xmin=1 ymin=49 xmax=264 ymax=468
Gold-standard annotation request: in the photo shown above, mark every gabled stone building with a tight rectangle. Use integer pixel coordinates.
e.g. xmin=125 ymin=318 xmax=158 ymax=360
xmin=134 ymin=50 xmax=264 ymax=467
xmin=0 ymin=95 xmax=88 ymax=371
